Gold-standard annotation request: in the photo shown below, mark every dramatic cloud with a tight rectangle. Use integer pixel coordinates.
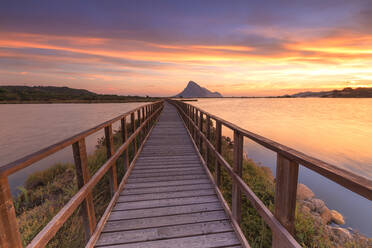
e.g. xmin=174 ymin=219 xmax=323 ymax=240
xmin=0 ymin=0 xmax=371 ymax=96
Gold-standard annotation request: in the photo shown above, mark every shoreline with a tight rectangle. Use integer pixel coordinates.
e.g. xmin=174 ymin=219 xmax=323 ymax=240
xmin=0 ymin=99 xmax=159 ymax=104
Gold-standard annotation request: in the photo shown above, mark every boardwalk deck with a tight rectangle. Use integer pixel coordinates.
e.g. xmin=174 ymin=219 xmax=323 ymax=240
xmin=95 ymin=103 xmax=242 ymax=248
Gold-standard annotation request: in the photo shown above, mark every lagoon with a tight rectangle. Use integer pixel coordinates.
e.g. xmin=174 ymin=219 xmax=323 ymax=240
xmin=191 ymin=98 xmax=372 ymax=237
xmin=0 ymin=99 xmax=371 ymax=236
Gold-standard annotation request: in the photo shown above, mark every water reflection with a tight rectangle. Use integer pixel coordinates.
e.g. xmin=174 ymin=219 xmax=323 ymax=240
xmin=192 ymin=98 xmax=372 ymax=236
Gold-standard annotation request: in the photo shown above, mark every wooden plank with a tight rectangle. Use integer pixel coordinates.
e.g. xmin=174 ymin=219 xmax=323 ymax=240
xmin=129 ymin=169 xmax=205 ymax=178
xmin=96 ymin=220 xmax=233 ymax=246
xmin=232 ymin=130 xmax=243 ymax=225
xmin=124 ymin=179 xmax=211 ymax=189
xmin=127 ymin=174 xmax=207 ymax=183
xmin=121 ymin=183 xmax=213 ymax=195
xmin=132 ymin=165 xmax=202 ymax=173
xmin=117 ymin=189 xmax=215 ymax=202
xmin=109 ymin=202 xmax=223 ymax=220
xmin=96 ymin=232 xmax=240 ymax=248
xmin=72 ymin=138 xmax=96 ymax=242
xmin=113 ymin=195 xmax=219 ymax=211
xmin=103 ymin=210 xmax=228 ymax=232
xmin=273 ymin=153 xmax=299 ymax=248
xmin=0 ymin=176 xmax=22 ymax=248
xmin=105 ymin=124 xmax=118 ymax=195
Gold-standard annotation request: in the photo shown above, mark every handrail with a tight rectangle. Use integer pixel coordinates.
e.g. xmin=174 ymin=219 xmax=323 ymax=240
xmin=0 ymin=100 xmax=164 ymax=248
xmin=168 ymin=99 xmax=372 ymax=248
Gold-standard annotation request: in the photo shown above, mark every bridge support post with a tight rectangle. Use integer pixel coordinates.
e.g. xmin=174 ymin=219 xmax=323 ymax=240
xmin=199 ymin=112 xmax=203 ymax=152
xmin=273 ymin=154 xmax=299 ymax=247
xmin=232 ymin=130 xmax=243 ymax=224
xmin=72 ymin=138 xmax=96 ymax=243
xmin=0 ymin=176 xmax=22 ymax=248
xmin=131 ymin=112 xmax=137 ymax=154
xmin=215 ymin=120 xmax=222 ymax=186
xmin=206 ymin=115 xmax=211 ymax=167
xmin=105 ymin=124 xmax=118 ymax=196
xmin=121 ymin=117 xmax=129 ymax=171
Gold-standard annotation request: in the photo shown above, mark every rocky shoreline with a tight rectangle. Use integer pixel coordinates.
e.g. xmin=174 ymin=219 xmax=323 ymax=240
xmin=297 ymin=184 xmax=371 ymax=247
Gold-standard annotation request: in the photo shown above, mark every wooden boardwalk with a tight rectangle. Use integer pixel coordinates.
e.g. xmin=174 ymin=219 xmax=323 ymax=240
xmin=95 ymin=103 xmax=242 ymax=247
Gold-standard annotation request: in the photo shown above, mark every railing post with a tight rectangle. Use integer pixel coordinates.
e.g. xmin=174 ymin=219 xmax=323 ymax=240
xmin=206 ymin=115 xmax=211 ymax=166
xmin=199 ymin=111 xmax=203 ymax=152
xmin=131 ymin=112 xmax=137 ymax=153
xmin=104 ymin=124 xmax=117 ymax=196
xmin=72 ymin=138 xmax=96 ymax=243
xmin=194 ymin=109 xmax=198 ymax=142
xmin=232 ymin=130 xmax=243 ymax=224
xmin=121 ymin=117 xmax=129 ymax=171
xmin=137 ymin=110 xmax=142 ymax=143
xmin=0 ymin=176 xmax=22 ymax=248
xmin=273 ymin=153 xmax=299 ymax=247
xmin=215 ymin=120 xmax=222 ymax=186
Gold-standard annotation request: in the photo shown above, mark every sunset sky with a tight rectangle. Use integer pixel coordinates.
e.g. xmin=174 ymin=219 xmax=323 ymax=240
xmin=1 ymin=0 xmax=372 ymax=96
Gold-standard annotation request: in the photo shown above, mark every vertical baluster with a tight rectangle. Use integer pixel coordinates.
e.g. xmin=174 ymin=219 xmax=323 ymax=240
xmin=137 ymin=110 xmax=141 ymax=144
xmin=131 ymin=112 xmax=137 ymax=154
xmin=206 ymin=115 xmax=211 ymax=166
xmin=194 ymin=109 xmax=198 ymax=142
xmin=232 ymin=130 xmax=243 ymax=224
xmin=0 ymin=176 xmax=22 ymax=248
xmin=273 ymin=154 xmax=299 ymax=247
xmin=215 ymin=120 xmax=222 ymax=186
xmin=105 ymin=124 xmax=117 ymax=195
xmin=72 ymin=138 xmax=96 ymax=242
xmin=199 ymin=111 xmax=203 ymax=152
xmin=121 ymin=117 xmax=129 ymax=171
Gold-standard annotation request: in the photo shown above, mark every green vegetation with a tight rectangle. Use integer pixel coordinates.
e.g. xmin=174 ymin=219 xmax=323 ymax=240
xmin=14 ymin=123 xmax=141 ymax=247
xmin=0 ymin=86 xmax=159 ymax=103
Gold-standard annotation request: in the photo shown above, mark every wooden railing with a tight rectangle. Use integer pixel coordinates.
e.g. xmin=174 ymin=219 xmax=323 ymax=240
xmin=169 ymin=99 xmax=372 ymax=248
xmin=0 ymin=101 xmax=164 ymax=248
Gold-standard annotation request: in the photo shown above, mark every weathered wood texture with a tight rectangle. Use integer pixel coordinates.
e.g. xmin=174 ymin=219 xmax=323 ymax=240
xmin=95 ymin=103 xmax=242 ymax=248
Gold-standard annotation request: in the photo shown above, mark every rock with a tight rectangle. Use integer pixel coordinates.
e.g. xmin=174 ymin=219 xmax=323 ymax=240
xmin=302 ymin=200 xmax=315 ymax=211
xmin=301 ymin=205 xmax=311 ymax=214
xmin=311 ymin=198 xmax=326 ymax=213
xmin=297 ymin=184 xmax=315 ymax=200
xmin=331 ymin=227 xmax=352 ymax=241
xmin=320 ymin=206 xmax=332 ymax=224
xmin=331 ymin=210 xmax=345 ymax=225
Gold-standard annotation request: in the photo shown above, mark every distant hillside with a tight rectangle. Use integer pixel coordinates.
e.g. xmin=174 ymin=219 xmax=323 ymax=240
xmin=282 ymin=87 xmax=372 ymax=98
xmin=0 ymin=86 xmax=156 ymax=103
xmin=174 ymin=81 xmax=222 ymax=98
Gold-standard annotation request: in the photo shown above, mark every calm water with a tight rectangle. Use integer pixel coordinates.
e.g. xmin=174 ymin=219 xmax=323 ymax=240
xmin=0 ymin=100 xmax=371 ymax=236
xmin=192 ymin=98 xmax=372 ymax=237
xmin=0 ymin=103 xmax=147 ymax=196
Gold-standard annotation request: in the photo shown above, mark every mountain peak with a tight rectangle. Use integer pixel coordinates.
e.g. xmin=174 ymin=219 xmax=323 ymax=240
xmin=174 ymin=81 xmax=222 ymax=98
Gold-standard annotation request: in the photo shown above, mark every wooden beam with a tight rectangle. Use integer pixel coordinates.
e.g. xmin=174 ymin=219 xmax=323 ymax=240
xmin=206 ymin=115 xmax=211 ymax=166
xmin=0 ymin=176 xmax=22 ymax=248
xmin=105 ymin=124 xmax=118 ymax=195
xmin=72 ymin=139 xmax=96 ymax=243
xmin=232 ymin=130 xmax=243 ymax=225
xmin=199 ymin=111 xmax=203 ymax=152
xmin=131 ymin=112 xmax=137 ymax=154
xmin=215 ymin=120 xmax=222 ymax=187
xmin=121 ymin=117 xmax=129 ymax=171
xmin=273 ymin=154 xmax=299 ymax=247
